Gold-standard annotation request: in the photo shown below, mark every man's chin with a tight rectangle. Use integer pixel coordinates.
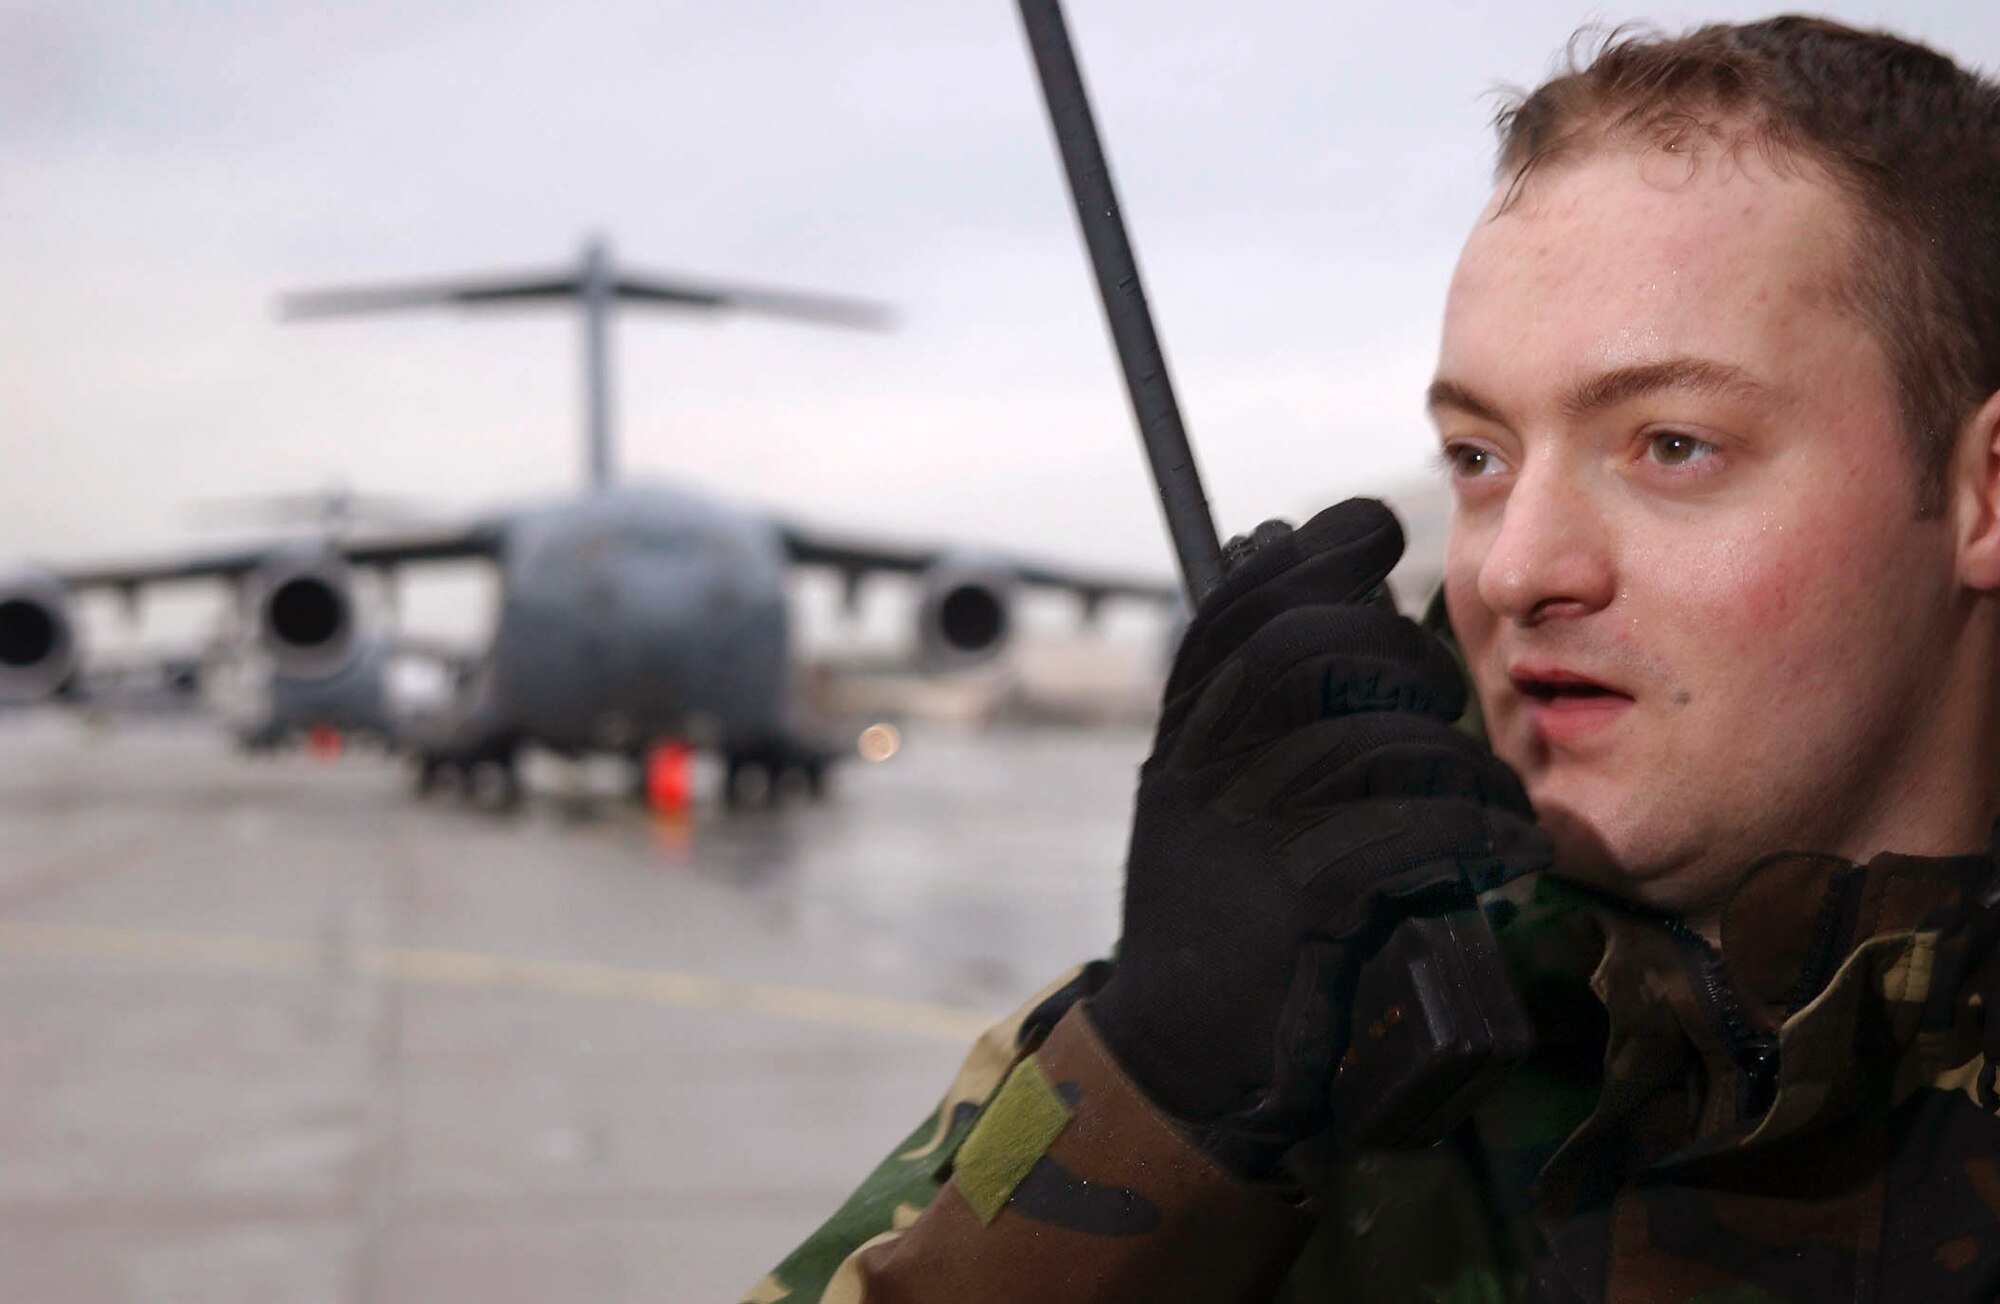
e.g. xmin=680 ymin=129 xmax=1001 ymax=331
xmin=1537 ymin=803 xmax=1667 ymax=903
xmin=1534 ymin=803 xmax=1726 ymax=921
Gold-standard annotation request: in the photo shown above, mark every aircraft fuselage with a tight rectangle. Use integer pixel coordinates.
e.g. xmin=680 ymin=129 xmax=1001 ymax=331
xmin=442 ymin=483 xmax=794 ymax=762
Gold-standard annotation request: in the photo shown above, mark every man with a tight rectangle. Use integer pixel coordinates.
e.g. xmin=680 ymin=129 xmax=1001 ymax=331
xmin=746 ymin=17 xmax=2000 ymax=1302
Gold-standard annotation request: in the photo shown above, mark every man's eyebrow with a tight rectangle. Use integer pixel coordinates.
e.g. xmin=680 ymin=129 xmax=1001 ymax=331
xmin=1425 ymin=378 xmax=1503 ymax=423
xmin=1558 ymin=357 xmax=1772 ymax=419
xmin=1425 ymin=358 xmax=1772 ymax=427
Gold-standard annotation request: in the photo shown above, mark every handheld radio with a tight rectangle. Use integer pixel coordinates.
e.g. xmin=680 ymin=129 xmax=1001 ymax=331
xmin=1014 ymin=0 xmax=1533 ymax=1151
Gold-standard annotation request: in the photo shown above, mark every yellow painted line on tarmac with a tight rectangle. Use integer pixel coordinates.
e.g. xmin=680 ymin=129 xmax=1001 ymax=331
xmin=0 ymin=920 xmax=998 ymax=1044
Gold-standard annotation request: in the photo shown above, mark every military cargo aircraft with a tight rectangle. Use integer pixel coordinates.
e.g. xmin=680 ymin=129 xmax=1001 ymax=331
xmin=0 ymin=240 xmax=1176 ymax=804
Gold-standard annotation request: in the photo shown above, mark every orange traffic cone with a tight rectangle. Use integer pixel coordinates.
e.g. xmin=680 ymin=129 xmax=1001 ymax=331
xmin=645 ymin=740 xmax=692 ymax=814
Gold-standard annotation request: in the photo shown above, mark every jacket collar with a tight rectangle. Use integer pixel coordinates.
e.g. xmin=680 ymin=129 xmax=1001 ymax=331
xmin=1731 ymin=847 xmax=1998 ymax=1146
xmin=1532 ymin=845 xmax=1999 ymax=1204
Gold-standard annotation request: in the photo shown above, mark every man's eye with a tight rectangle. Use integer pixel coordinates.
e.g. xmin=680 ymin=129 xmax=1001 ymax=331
xmin=1645 ymin=431 xmax=1716 ymax=466
xmin=1443 ymin=443 xmax=1502 ymax=477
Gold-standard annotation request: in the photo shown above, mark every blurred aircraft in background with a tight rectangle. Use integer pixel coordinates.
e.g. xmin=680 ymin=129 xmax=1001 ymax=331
xmin=0 ymin=239 xmax=1176 ymax=805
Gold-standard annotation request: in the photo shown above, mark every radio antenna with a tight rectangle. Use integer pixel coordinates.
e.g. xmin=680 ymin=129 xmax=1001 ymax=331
xmin=1015 ymin=0 xmax=1225 ymax=603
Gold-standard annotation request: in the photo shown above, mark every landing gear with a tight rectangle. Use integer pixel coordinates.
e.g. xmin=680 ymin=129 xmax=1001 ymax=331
xmin=469 ymin=756 xmax=523 ymax=810
xmin=721 ymin=738 xmax=834 ymax=809
xmin=722 ymin=752 xmax=769 ymax=809
xmin=412 ymin=743 xmax=521 ymax=810
xmin=414 ymin=754 xmax=450 ymax=796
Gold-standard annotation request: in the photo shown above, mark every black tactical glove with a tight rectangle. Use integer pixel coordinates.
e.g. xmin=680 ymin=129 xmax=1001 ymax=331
xmin=1086 ymin=498 xmax=1550 ymax=1177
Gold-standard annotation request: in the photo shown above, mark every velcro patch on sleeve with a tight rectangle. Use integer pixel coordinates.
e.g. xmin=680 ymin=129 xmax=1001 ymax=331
xmin=950 ymin=1057 xmax=1074 ymax=1224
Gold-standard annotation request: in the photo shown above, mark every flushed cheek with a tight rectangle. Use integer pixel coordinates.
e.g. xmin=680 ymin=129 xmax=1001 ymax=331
xmin=1699 ymin=572 xmax=1800 ymax=653
xmin=1662 ymin=547 xmax=1860 ymax=716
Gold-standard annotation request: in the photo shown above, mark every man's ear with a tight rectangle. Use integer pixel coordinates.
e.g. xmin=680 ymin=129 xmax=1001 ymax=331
xmin=1955 ymin=389 xmax=2000 ymax=592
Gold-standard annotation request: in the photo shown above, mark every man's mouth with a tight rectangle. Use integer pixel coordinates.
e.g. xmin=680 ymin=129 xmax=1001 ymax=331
xmin=1507 ymin=665 xmax=1635 ymax=742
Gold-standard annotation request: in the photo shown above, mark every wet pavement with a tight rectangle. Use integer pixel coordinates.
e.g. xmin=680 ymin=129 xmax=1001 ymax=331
xmin=0 ymin=718 xmax=1145 ymax=1302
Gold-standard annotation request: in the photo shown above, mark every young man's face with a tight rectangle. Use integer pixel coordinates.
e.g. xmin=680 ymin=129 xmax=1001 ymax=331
xmin=1436 ymin=147 xmax=1971 ymax=918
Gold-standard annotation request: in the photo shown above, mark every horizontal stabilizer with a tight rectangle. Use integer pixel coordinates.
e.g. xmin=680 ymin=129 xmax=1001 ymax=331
xmin=281 ymin=269 xmax=892 ymax=330
xmin=612 ymin=274 xmax=893 ymax=329
xmin=280 ymin=272 xmax=580 ymax=318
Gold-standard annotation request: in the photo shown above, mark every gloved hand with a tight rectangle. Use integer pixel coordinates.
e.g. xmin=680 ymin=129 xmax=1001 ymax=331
xmin=1085 ymin=498 xmax=1550 ymax=1177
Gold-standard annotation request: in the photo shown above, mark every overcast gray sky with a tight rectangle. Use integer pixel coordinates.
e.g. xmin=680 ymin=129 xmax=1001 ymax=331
xmin=6 ymin=1 xmax=2000 ymax=601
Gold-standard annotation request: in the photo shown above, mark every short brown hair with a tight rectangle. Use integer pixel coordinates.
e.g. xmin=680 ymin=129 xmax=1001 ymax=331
xmin=1494 ymin=16 xmax=2000 ymax=514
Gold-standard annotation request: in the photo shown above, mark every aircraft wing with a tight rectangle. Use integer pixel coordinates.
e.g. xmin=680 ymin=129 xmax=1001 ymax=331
xmin=775 ymin=522 xmax=1179 ymax=607
xmin=51 ymin=522 xmax=506 ymax=592
xmin=44 ymin=649 xmax=211 ymax=714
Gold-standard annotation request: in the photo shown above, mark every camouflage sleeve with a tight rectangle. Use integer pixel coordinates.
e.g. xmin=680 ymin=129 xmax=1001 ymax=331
xmin=738 ymin=965 xmax=1100 ymax=1304
xmin=835 ymin=1003 xmax=1315 ymax=1302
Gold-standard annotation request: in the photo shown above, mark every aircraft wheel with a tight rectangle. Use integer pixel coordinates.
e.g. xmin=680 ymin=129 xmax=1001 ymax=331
xmin=801 ymin=758 xmax=828 ymax=800
xmin=724 ymin=755 xmax=773 ymax=809
xmin=414 ymin=755 xmax=446 ymax=797
xmin=471 ymin=759 xmax=523 ymax=810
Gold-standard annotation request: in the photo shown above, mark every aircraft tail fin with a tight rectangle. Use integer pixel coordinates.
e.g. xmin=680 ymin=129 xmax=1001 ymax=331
xmin=278 ymin=237 xmax=894 ymax=492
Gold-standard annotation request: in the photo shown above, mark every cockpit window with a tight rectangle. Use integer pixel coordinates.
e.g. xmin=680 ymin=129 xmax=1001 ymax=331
xmin=623 ymin=527 xmax=700 ymax=556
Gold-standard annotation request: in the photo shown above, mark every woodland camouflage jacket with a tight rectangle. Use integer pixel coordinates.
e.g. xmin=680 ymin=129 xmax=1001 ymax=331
xmin=743 ymin=848 xmax=2000 ymax=1303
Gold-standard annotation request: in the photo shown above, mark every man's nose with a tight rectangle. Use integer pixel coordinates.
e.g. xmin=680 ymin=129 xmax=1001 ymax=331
xmin=1474 ymin=462 xmax=1617 ymax=624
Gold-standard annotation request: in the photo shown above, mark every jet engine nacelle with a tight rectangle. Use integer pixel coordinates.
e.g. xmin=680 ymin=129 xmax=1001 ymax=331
xmin=915 ymin=555 xmax=1017 ymax=669
xmin=0 ymin=570 xmax=78 ymax=703
xmin=251 ymin=551 xmax=359 ymax=680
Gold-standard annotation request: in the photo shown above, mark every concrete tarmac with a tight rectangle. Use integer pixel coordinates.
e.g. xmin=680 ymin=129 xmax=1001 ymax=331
xmin=0 ymin=718 xmax=1144 ymax=1302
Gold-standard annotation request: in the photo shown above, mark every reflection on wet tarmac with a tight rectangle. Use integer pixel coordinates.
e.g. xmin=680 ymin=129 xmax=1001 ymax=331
xmin=0 ymin=717 xmax=1144 ymax=1301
